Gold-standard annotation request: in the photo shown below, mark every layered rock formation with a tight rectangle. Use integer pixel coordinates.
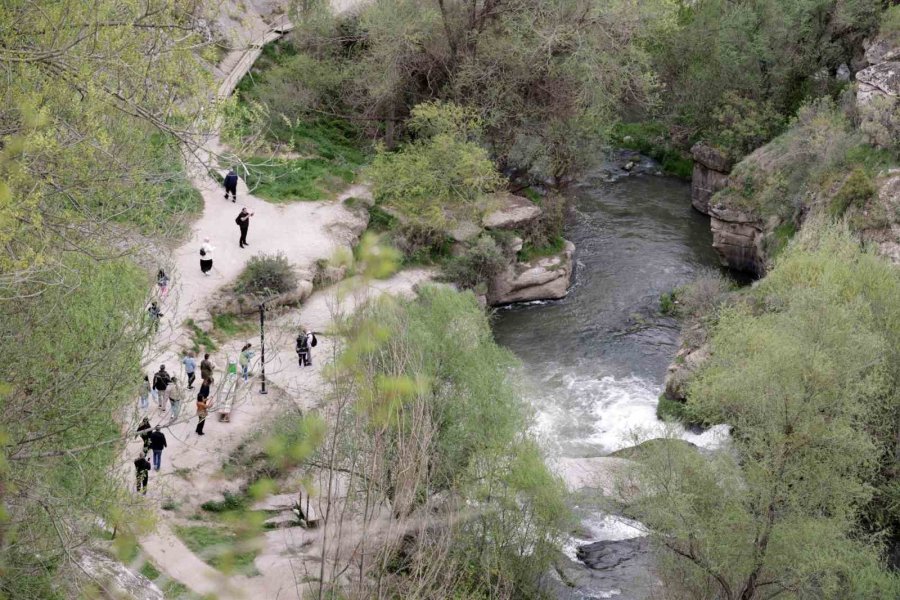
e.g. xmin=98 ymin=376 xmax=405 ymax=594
xmin=859 ymin=169 xmax=900 ymax=265
xmin=690 ymin=143 xmax=733 ymax=215
xmin=708 ymin=205 xmax=769 ymax=276
xmin=488 ymin=239 xmax=575 ymax=305
xmin=858 ymin=36 xmax=900 ymax=149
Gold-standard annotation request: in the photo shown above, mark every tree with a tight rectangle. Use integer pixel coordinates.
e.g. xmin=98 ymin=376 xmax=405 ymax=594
xmin=629 ymin=224 xmax=900 ymax=599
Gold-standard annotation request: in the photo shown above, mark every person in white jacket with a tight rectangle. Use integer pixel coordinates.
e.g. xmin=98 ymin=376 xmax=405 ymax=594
xmin=200 ymin=237 xmax=214 ymax=275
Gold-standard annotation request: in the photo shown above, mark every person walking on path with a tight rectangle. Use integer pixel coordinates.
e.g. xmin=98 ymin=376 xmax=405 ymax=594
xmin=168 ymin=377 xmax=184 ymax=422
xmin=200 ymin=353 xmax=215 ymax=382
xmin=134 ymin=454 xmax=151 ymax=495
xmin=152 ymin=365 xmax=171 ymax=411
xmin=148 ymin=427 xmax=167 ymax=471
xmin=196 ymin=394 xmax=210 ymax=436
xmin=147 ymin=301 xmax=163 ymax=331
xmin=182 ymin=352 xmax=197 ymax=389
xmin=139 ymin=374 xmax=151 ymax=411
xmin=236 ymin=208 xmax=253 ymax=248
xmin=200 ymin=237 xmax=215 ymax=276
xmin=224 ymin=168 xmax=239 ymax=202
xmin=136 ymin=416 xmax=152 ymax=455
xmin=157 ymin=269 xmax=170 ymax=298
xmin=239 ymin=343 xmax=254 ymax=381
xmin=296 ymin=328 xmax=317 ymax=367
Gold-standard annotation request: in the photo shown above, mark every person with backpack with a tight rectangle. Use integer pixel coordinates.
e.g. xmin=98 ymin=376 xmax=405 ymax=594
xmin=148 ymin=426 xmax=167 ymax=471
xmin=134 ymin=454 xmax=151 ymax=495
xmin=199 ymin=237 xmax=214 ymax=275
xmin=296 ymin=329 xmax=317 ymax=367
xmin=224 ymin=168 xmax=239 ymax=202
xmin=152 ymin=365 xmax=172 ymax=411
xmin=236 ymin=208 xmax=253 ymax=248
xmin=239 ymin=343 xmax=254 ymax=381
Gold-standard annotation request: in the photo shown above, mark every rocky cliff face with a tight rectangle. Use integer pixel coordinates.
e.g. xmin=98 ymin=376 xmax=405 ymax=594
xmin=858 ymin=36 xmax=900 ymax=149
xmin=859 ymin=170 xmax=900 ymax=265
xmin=708 ymin=205 xmax=769 ymax=276
xmin=690 ymin=143 xmax=733 ymax=215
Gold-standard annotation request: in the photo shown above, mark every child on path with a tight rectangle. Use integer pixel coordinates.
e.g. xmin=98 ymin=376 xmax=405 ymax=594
xmin=182 ymin=352 xmax=197 ymax=389
xmin=239 ymin=343 xmax=254 ymax=381
xmin=148 ymin=427 xmax=167 ymax=471
xmin=157 ymin=269 xmax=170 ymax=298
xmin=139 ymin=374 xmax=151 ymax=410
xmin=134 ymin=454 xmax=151 ymax=495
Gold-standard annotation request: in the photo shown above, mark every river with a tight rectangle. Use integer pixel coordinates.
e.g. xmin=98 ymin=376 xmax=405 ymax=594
xmin=492 ymin=156 xmax=729 ymax=598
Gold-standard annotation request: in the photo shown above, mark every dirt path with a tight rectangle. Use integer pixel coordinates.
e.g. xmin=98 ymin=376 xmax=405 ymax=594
xmin=131 ymin=2 xmax=429 ymax=597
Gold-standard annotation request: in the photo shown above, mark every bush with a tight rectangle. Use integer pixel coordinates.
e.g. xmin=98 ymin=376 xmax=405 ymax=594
xmin=829 ymin=168 xmax=876 ymax=218
xmin=443 ymin=235 xmax=508 ymax=290
xmin=235 ymin=253 xmax=298 ymax=298
xmin=708 ymin=93 xmax=786 ymax=161
xmin=391 ymin=222 xmax=452 ymax=264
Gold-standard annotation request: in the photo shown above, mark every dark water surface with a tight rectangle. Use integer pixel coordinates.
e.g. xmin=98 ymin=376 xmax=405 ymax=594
xmin=493 ymin=166 xmax=721 ymax=457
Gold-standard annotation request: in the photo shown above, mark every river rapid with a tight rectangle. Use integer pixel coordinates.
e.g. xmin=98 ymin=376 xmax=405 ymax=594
xmin=492 ymin=156 xmax=730 ymax=598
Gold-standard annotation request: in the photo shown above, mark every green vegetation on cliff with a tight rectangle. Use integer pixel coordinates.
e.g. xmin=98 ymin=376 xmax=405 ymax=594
xmin=634 ymin=224 xmax=900 ymax=598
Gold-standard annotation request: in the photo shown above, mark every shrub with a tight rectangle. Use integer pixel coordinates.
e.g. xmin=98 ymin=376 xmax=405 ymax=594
xmin=235 ymin=253 xmax=298 ymax=298
xmin=829 ymin=168 xmax=876 ymax=218
xmin=708 ymin=93 xmax=786 ymax=161
xmin=391 ymin=222 xmax=451 ymax=264
xmin=442 ymin=235 xmax=508 ymax=290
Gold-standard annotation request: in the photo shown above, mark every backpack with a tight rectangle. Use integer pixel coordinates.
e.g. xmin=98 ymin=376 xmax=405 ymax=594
xmin=235 ymin=214 xmax=242 ymax=226
xmin=153 ymin=372 xmax=169 ymax=389
xmin=200 ymin=247 xmax=206 ymax=257
xmin=296 ymin=334 xmax=309 ymax=353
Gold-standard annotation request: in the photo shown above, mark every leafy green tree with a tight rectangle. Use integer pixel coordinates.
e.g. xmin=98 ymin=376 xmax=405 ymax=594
xmin=630 ymin=224 xmax=900 ymax=599
xmin=366 ymin=101 xmax=504 ymax=227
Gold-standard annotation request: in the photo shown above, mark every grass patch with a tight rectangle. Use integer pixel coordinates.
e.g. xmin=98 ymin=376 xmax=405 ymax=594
xmin=245 ymin=156 xmax=356 ymax=202
xmin=612 ymin=122 xmax=694 ymax=179
xmin=518 ymin=235 xmax=565 ymax=262
xmin=174 ymin=525 xmax=260 ymax=576
xmin=185 ymin=318 xmax=217 ymax=353
xmin=368 ymin=204 xmax=398 ymax=232
xmin=201 ymin=491 xmax=250 ymax=514
xmin=767 ymin=221 xmax=797 ymax=259
xmin=212 ymin=313 xmax=257 ymax=339
xmin=139 ymin=559 xmax=203 ymax=599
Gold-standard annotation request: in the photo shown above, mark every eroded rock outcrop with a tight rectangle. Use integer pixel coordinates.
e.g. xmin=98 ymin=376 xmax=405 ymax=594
xmin=78 ymin=549 xmax=164 ymax=600
xmin=488 ymin=240 xmax=575 ymax=305
xmin=709 ymin=205 xmax=768 ymax=276
xmin=858 ymin=36 xmax=900 ymax=149
xmin=691 ymin=143 xmax=733 ymax=215
xmin=663 ymin=341 xmax=711 ymax=402
xmin=481 ymin=191 xmax=543 ymax=229
xmin=859 ymin=169 xmax=900 ymax=264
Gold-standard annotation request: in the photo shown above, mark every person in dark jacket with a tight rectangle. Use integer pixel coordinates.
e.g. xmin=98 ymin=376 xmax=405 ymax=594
xmin=136 ymin=417 xmax=152 ymax=455
xmin=152 ymin=365 xmax=171 ymax=411
xmin=200 ymin=353 xmax=215 ymax=382
xmin=296 ymin=329 xmax=317 ymax=367
xmin=236 ymin=207 xmax=253 ymax=248
xmin=134 ymin=454 xmax=151 ymax=494
xmin=224 ymin=168 xmax=239 ymax=202
xmin=148 ymin=301 xmax=163 ymax=331
xmin=148 ymin=427 xmax=167 ymax=471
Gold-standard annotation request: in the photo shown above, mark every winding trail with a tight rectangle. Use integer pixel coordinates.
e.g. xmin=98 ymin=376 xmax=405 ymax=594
xmin=130 ymin=1 xmax=429 ymax=598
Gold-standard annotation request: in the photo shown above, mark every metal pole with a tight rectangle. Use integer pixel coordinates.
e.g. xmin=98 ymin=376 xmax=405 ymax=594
xmin=259 ymin=302 xmax=268 ymax=395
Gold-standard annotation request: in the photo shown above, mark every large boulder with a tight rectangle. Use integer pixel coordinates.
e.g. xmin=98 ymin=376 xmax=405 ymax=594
xmin=709 ymin=205 xmax=768 ymax=276
xmin=488 ymin=240 xmax=575 ymax=305
xmin=690 ymin=143 xmax=733 ymax=215
xmin=481 ymin=191 xmax=543 ymax=230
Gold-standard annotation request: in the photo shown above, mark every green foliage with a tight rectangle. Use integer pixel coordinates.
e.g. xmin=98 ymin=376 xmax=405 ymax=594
xmin=659 ymin=291 xmax=677 ymax=315
xmin=708 ymin=93 xmax=786 ymax=161
xmin=201 ymin=492 xmax=250 ymax=514
xmin=186 ymin=318 xmax=217 ymax=354
xmin=612 ymin=122 xmax=694 ymax=179
xmin=235 ymin=253 xmax=298 ymax=298
xmin=442 ymin=235 xmax=508 ymax=290
xmin=337 ymin=286 xmax=568 ymax=596
xmin=880 ymin=4 xmax=900 ymax=37
xmin=0 ymin=253 xmax=148 ymax=595
xmin=656 ymin=395 xmax=691 ymax=423
xmin=243 ymin=155 xmax=356 ymax=203
xmin=174 ymin=525 xmax=261 ymax=576
xmin=829 ymin=168 xmax=876 ymax=218
xmin=632 ymin=224 xmax=900 ymax=598
xmin=517 ymin=235 xmax=565 ymax=263
xmin=367 ymin=102 xmax=504 ymax=228
xmin=647 ymin=0 xmax=879 ymax=153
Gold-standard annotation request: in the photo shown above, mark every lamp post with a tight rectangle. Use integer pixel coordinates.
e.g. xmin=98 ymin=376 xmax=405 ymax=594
xmin=258 ymin=301 xmax=268 ymax=395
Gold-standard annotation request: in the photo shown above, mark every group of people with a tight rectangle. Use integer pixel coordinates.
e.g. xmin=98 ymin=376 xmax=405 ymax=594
xmin=133 ymin=353 xmax=217 ymax=494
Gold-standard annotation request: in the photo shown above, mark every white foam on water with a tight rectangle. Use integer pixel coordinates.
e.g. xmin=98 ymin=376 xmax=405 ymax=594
xmin=561 ymin=513 xmax=648 ymax=561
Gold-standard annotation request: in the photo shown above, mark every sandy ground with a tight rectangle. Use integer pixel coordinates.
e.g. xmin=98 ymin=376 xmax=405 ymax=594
xmin=130 ymin=0 xmax=431 ymax=597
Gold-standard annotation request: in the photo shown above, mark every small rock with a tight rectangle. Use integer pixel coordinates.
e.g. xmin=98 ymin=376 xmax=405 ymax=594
xmin=623 ymin=161 xmax=636 ymax=171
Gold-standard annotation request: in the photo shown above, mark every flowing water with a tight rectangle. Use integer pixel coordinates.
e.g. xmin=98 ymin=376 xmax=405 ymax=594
xmin=492 ymin=158 xmax=730 ymax=597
